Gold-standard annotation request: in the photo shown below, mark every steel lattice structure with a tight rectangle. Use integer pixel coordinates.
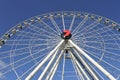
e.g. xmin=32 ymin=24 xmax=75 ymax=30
xmin=0 ymin=11 xmax=120 ymax=80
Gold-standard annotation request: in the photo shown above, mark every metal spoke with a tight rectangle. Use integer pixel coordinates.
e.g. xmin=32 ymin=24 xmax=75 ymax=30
xmin=62 ymin=14 xmax=65 ymax=30
xmin=69 ymin=15 xmax=76 ymax=31
xmin=49 ymin=15 xmax=62 ymax=34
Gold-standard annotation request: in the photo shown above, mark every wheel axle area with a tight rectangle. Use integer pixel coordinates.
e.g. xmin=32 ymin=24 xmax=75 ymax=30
xmin=61 ymin=30 xmax=72 ymax=39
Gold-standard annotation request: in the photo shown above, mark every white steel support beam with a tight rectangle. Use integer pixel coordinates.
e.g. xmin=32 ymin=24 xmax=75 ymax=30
xmin=62 ymin=51 xmax=65 ymax=80
xmin=46 ymin=50 xmax=65 ymax=80
xmin=70 ymin=52 xmax=85 ymax=80
xmin=25 ymin=40 xmax=64 ymax=80
xmin=69 ymin=40 xmax=116 ymax=80
xmin=69 ymin=51 xmax=90 ymax=80
xmin=73 ymin=49 xmax=99 ymax=80
xmin=50 ymin=52 xmax=64 ymax=80
xmin=38 ymin=49 xmax=59 ymax=80
xmin=49 ymin=61 xmax=59 ymax=80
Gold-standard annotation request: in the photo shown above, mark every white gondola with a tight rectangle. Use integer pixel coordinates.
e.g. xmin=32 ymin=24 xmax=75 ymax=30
xmin=17 ymin=24 xmax=22 ymax=30
xmin=84 ymin=13 xmax=89 ymax=18
xmin=90 ymin=15 xmax=95 ymax=20
xmin=4 ymin=33 xmax=10 ymax=39
xmin=30 ymin=19 xmax=35 ymax=24
xmin=104 ymin=19 xmax=109 ymax=25
xmin=50 ymin=14 xmax=54 ymax=17
xmin=98 ymin=16 xmax=102 ymax=22
xmin=70 ymin=13 xmax=74 ymax=16
xmin=77 ymin=13 xmax=81 ymax=17
xmin=63 ymin=13 xmax=67 ymax=16
xmin=11 ymin=29 xmax=17 ymax=34
xmin=0 ymin=39 xmax=5 ymax=46
xmin=57 ymin=13 xmax=61 ymax=17
xmin=43 ymin=15 xmax=48 ymax=19
xmin=111 ymin=23 xmax=117 ymax=29
xmin=36 ymin=16 xmax=41 ymax=21
xmin=24 ymin=21 xmax=29 ymax=26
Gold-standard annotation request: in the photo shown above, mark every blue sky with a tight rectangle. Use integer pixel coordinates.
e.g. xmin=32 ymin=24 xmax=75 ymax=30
xmin=0 ymin=0 xmax=120 ymax=37
xmin=0 ymin=0 xmax=120 ymax=80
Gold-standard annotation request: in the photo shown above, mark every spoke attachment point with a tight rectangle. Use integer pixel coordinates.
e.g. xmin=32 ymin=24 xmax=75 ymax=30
xmin=61 ymin=30 xmax=72 ymax=39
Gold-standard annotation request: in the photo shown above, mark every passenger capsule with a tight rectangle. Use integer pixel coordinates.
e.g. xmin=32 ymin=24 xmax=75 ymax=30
xmin=98 ymin=17 xmax=102 ymax=22
xmin=24 ymin=21 xmax=28 ymax=26
xmin=70 ymin=13 xmax=74 ymax=16
xmin=63 ymin=13 xmax=67 ymax=16
xmin=11 ymin=29 xmax=16 ymax=34
xmin=30 ymin=19 xmax=35 ymax=23
xmin=36 ymin=16 xmax=41 ymax=21
xmin=0 ymin=39 xmax=5 ymax=46
xmin=111 ymin=23 xmax=116 ymax=29
xmin=57 ymin=13 xmax=61 ymax=17
xmin=90 ymin=15 xmax=95 ymax=20
xmin=5 ymin=34 xmax=10 ymax=39
xmin=77 ymin=13 xmax=81 ymax=16
xmin=50 ymin=14 xmax=54 ymax=17
xmin=43 ymin=15 xmax=48 ymax=19
xmin=84 ymin=14 xmax=88 ymax=18
xmin=105 ymin=19 xmax=109 ymax=25
xmin=17 ymin=24 xmax=22 ymax=30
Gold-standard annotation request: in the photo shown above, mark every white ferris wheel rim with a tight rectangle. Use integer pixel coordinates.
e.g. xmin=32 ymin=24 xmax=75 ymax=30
xmin=0 ymin=11 xmax=120 ymax=80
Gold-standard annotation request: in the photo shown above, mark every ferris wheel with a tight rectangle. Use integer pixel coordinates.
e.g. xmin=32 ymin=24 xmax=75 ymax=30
xmin=0 ymin=11 xmax=120 ymax=80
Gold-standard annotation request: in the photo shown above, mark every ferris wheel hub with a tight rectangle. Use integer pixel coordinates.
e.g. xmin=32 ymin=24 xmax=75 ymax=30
xmin=61 ymin=30 xmax=72 ymax=39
